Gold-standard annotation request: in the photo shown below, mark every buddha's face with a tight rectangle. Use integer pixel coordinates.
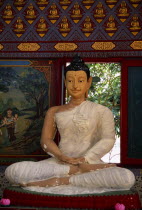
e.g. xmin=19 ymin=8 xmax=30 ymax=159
xmin=65 ymin=70 xmax=92 ymax=99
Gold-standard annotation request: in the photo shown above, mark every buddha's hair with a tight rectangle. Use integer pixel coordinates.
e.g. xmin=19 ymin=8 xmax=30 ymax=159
xmin=64 ymin=54 xmax=90 ymax=79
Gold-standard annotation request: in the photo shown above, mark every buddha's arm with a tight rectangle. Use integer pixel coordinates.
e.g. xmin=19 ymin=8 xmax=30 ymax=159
xmin=84 ymin=107 xmax=116 ymax=164
xmin=40 ymin=107 xmax=62 ymax=158
xmin=41 ymin=107 xmax=83 ymax=165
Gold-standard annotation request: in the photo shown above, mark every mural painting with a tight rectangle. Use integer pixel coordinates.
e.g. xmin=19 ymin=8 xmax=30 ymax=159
xmin=0 ymin=61 xmax=50 ymax=155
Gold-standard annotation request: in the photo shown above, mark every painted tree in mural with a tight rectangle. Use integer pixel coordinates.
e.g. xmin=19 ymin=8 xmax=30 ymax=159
xmin=19 ymin=68 xmax=48 ymax=118
xmin=87 ymin=63 xmax=121 ymax=137
xmin=0 ymin=67 xmax=19 ymax=113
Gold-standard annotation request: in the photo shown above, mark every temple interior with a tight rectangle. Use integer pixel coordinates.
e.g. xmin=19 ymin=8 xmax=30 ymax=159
xmin=0 ymin=0 xmax=142 ymax=209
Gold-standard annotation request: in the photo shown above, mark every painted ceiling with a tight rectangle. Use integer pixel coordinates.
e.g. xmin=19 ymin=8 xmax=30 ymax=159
xmin=0 ymin=0 xmax=142 ymax=58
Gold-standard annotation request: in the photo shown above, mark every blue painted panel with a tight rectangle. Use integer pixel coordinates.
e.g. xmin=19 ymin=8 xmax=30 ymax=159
xmin=0 ymin=60 xmax=31 ymax=66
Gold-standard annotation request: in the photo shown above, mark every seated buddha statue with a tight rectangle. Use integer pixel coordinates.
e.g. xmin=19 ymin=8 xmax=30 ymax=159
xmin=5 ymin=55 xmax=135 ymax=195
xmin=106 ymin=15 xmax=117 ymax=31
xmin=14 ymin=17 xmax=25 ymax=32
xmin=130 ymin=14 xmax=141 ymax=30
xmin=26 ymin=4 xmax=36 ymax=19
xmin=118 ymin=1 xmax=129 ymax=17
xmin=82 ymin=16 xmax=93 ymax=32
xmin=37 ymin=17 xmax=48 ymax=32
xmin=60 ymin=16 xmax=70 ymax=31
xmin=3 ymin=4 xmax=14 ymax=19
xmin=94 ymin=2 xmax=105 ymax=18
xmin=71 ymin=2 xmax=82 ymax=18
xmin=48 ymin=3 xmax=59 ymax=18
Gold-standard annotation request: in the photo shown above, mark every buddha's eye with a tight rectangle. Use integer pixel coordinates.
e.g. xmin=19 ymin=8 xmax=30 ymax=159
xmin=68 ymin=80 xmax=73 ymax=83
xmin=79 ymin=80 xmax=84 ymax=83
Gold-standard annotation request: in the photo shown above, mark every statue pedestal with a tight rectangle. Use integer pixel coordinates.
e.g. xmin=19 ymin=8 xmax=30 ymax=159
xmin=2 ymin=186 xmax=141 ymax=209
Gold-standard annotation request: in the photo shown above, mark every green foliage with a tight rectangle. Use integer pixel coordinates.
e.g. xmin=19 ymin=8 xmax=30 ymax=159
xmin=87 ymin=63 xmax=121 ymax=137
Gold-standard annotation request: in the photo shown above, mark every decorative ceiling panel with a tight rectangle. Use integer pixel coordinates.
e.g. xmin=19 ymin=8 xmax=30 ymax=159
xmin=0 ymin=0 xmax=142 ymax=57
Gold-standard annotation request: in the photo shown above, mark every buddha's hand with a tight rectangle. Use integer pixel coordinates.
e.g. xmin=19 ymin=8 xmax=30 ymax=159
xmin=57 ymin=154 xmax=85 ymax=165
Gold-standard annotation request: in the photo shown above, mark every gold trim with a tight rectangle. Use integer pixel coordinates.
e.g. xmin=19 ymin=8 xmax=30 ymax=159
xmin=130 ymin=41 xmax=142 ymax=49
xmin=0 ymin=44 xmax=4 ymax=50
xmin=92 ymin=42 xmax=115 ymax=50
xmin=54 ymin=43 xmax=78 ymax=51
xmin=17 ymin=43 xmax=40 ymax=51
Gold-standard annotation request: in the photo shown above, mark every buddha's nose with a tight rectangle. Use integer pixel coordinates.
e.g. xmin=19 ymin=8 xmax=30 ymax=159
xmin=73 ymin=80 xmax=78 ymax=89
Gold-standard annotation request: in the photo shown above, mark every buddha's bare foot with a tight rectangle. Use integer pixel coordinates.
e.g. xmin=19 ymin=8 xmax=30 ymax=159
xmin=79 ymin=163 xmax=116 ymax=173
xmin=20 ymin=177 xmax=70 ymax=187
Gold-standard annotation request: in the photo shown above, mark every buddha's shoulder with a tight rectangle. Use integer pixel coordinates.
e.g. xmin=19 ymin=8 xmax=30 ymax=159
xmin=86 ymin=101 xmax=111 ymax=113
xmin=46 ymin=105 xmax=67 ymax=115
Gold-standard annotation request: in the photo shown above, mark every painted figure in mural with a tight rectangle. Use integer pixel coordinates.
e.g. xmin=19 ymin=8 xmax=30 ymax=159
xmin=5 ymin=55 xmax=135 ymax=195
xmin=0 ymin=115 xmax=5 ymax=136
xmin=3 ymin=109 xmax=18 ymax=142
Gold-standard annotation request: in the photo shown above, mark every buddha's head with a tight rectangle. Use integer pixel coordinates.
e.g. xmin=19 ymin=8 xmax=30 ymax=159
xmin=64 ymin=54 xmax=90 ymax=80
xmin=64 ymin=55 xmax=92 ymax=99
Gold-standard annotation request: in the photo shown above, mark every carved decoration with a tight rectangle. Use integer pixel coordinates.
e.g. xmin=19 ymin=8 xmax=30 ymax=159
xmin=94 ymin=2 xmax=105 ymax=23
xmin=117 ymin=1 xmax=129 ymax=22
xmin=105 ymin=15 xmax=117 ymax=36
xmin=82 ymin=0 xmax=94 ymax=9
xmin=25 ymin=3 xmax=36 ymax=24
xmin=13 ymin=17 xmax=25 ymax=37
xmin=54 ymin=43 xmax=78 ymax=51
xmin=14 ymin=0 xmax=26 ymax=11
xmin=59 ymin=0 xmax=71 ymax=10
xmin=48 ymin=3 xmax=59 ymax=24
xmin=82 ymin=16 xmax=94 ymax=37
xmin=129 ymin=0 xmax=141 ymax=8
xmin=59 ymin=16 xmax=71 ymax=37
xmin=17 ymin=43 xmax=40 ymax=51
xmin=130 ymin=41 xmax=142 ymax=49
xmin=36 ymin=0 xmax=48 ymax=10
xmin=105 ymin=0 xmax=118 ymax=8
xmin=0 ymin=44 xmax=3 ymax=50
xmin=129 ymin=14 xmax=141 ymax=35
xmin=71 ymin=2 xmax=82 ymax=23
xmin=2 ymin=4 xmax=14 ymax=24
xmin=92 ymin=42 xmax=115 ymax=50
xmin=36 ymin=17 xmax=48 ymax=37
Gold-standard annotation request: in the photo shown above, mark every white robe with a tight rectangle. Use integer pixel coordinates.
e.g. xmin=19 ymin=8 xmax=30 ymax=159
xmin=5 ymin=101 xmax=135 ymax=195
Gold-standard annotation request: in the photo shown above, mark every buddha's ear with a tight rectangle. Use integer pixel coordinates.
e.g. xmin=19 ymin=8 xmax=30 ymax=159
xmin=87 ymin=76 xmax=92 ymax=88
xmin=64 ymin=77 xmax=67 ymax=87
